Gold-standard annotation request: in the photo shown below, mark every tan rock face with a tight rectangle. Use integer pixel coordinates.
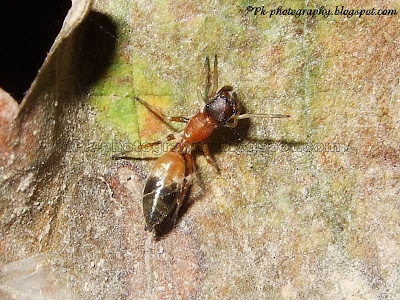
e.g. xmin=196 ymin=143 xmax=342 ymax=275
xmin=1 ymin=0 xmax=400 ymax=299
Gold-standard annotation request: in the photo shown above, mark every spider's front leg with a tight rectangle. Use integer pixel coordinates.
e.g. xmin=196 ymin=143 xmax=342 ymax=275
xmin=197 ymin=55 xmax=220 ymax=105
xmin=135 ymin=97 xmax=189 ymax=129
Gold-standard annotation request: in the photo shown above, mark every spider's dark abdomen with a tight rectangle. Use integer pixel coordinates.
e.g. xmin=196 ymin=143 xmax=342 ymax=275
xmin=142 ymin=152 xmax=186 ymax=230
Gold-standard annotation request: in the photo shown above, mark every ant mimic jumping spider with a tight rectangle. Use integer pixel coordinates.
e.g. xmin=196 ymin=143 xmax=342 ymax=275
xmin=113 ymin=55 xmax=289 ymax=234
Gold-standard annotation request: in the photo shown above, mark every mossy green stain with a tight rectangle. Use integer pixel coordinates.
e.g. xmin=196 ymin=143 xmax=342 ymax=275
xmin=90 ymin=56 xmax=174 ymax=144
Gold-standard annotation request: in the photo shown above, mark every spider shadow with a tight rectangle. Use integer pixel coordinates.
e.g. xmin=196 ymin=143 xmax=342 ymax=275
xmin=208 ymin=118 xmax=305 ymax=158
xmin=152 ymin=124 xmax=305 ymax=239
xmin=208 ymin=118 xmax=251 ymax=154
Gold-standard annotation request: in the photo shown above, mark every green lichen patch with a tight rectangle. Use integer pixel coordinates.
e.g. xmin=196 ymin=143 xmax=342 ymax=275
xmin=90 ymin=56 xmax=175 ymax=145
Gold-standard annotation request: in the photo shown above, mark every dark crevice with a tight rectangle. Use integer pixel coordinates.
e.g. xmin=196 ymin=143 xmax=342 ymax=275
xmin=0 ymin=1 xmax=71 ymax=102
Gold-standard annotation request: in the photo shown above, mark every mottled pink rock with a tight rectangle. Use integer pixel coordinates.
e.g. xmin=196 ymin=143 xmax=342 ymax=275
xmin=0 ymin=88 xmax=18 ymax=167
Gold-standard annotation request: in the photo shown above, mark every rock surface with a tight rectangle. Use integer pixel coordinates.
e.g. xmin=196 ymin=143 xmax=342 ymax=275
xmin=1 ymin=1 xmax=399 ymax=299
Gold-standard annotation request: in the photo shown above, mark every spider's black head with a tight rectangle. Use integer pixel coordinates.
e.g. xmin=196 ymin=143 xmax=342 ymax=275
xmin=204 ymin=86 xmax=240 ymax=126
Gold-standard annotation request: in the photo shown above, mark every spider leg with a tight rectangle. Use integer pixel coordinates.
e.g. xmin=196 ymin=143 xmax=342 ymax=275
xmin=201 ymin=142 xmax=220 ymax=173
xmin=197 ymin=57 xmax=211 ymax=105
xmin=210 ymin=54 xmax=219 ymax=97
xmin=135 ymin=97 xmax=188 ymax=132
